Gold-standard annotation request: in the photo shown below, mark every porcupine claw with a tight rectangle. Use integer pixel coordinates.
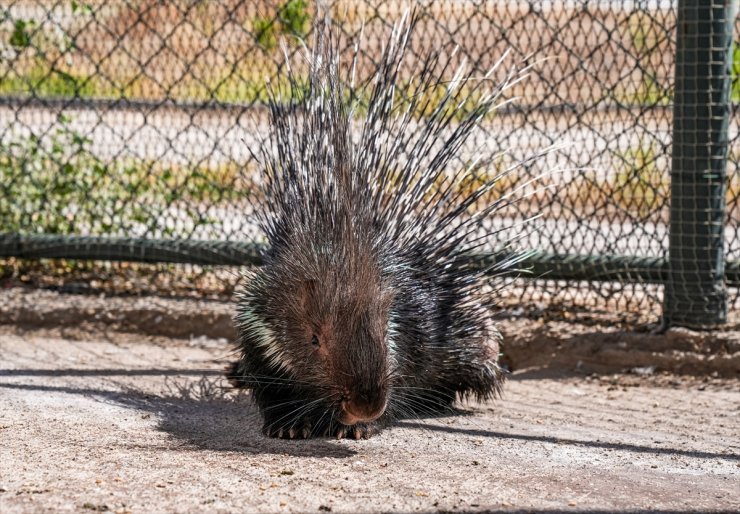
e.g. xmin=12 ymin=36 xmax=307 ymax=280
xmin=301 ymin=423 xmax=312 ymax=439
xmin=289 ymin=420 xmax=313 ymax=439
xmin=263 ymin=419 xmax=314 ymax=439
xmin=329 ymin=422 xmax=377 ymax=440
xmin=352 ymin=423 xmax=378 ymax=440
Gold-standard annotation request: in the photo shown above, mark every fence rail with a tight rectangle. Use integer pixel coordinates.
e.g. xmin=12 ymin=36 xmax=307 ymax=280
xmin=1 ymin=0 xmax=739 ymax=327
xmin=4 ymin=233 xmax=740 ymax=288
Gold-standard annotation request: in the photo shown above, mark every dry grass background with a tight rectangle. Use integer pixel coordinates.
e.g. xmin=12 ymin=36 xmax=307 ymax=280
xmin=4 ymin=0 xmax=677 ymax=105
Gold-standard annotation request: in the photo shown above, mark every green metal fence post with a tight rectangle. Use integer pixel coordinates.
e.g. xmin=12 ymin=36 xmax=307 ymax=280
xmin=664 ymin=0 xmax=739 ymax=327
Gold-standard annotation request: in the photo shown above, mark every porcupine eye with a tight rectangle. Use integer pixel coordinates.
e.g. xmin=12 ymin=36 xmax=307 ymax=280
xmin=311 ymin=334 xmax=320 ymax=347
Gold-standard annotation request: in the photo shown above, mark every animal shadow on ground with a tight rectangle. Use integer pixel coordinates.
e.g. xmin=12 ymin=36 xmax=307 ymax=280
xmin=0 ymin=369 xmax=357 ymax=458
xmin=125 ymin=375 xmax=472 ymax=453
xmin=120 ymin=375 xmax=362 ymax=458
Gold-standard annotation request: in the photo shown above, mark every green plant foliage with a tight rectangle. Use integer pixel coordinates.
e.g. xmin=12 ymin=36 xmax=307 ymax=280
xmin=70 ymin=1 xmax=93 ymax=15
xmin=612 ymin=143 xmax=668 ymax=218
xmin=253 ymin=0 xmax=311 ymax=50
xmin=0 ymin=65 xmax=109 ymax=98
xmin=8 ymin=19 xmax=32 ymax=49
xmin=625 ymin=75 xmax=672 ymax=106
xmin=278 ymin=0 xmax=310 ymax=39
xmin=621 ymin=11 xmax=673 ymax=106
xmin=0 ymin=116 xmax=249 ymax=237
xmin=254 ymin=17 xmax=277 ymax=51
xmin=628 ymin=11 xmax=655 ymax=56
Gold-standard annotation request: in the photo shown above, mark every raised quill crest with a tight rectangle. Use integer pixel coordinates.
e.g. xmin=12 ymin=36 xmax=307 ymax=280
xmin=231 ymin=12 xmax=532 ymax=439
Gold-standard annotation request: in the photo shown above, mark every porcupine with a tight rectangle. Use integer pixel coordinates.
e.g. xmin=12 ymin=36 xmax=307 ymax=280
xmin=228 ymin=13 xmax=528 ymax=439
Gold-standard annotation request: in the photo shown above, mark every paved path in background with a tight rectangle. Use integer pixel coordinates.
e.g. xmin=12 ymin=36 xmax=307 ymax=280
xmin=3 ymin=103 xmax=740 ymax=255
xmin=1 ymin=103 xmax=676 ymax=168
xmin=0 ymin=328 xmax=737 ymax=513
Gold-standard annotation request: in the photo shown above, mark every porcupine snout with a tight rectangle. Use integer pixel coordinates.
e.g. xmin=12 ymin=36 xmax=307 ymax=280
xmin=334 ymin=327 xmax=390 ymax=425
xmin=338 ymin=386 xmax=388 ymax=425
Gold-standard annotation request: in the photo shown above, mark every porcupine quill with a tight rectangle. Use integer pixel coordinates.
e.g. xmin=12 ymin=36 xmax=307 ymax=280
xmin=228 ymin=11 xmax=536 ymax=439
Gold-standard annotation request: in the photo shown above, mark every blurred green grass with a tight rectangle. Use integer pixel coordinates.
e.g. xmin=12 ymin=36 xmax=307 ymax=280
xmin=0 ymin=115 xmax=254 ymax=237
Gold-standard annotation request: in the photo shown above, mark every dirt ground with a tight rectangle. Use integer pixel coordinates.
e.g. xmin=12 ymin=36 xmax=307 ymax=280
xmin=1 ymin=288 xmax=739 ymax=513
xmin=2 ymin=287 xmax=738 ymax=377
xmin=0 ymin=322 xmax=739 ymax=512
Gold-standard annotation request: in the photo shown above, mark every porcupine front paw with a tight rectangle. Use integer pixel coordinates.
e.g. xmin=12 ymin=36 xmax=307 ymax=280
xmin=262 ymin=417 xmax=383 ymax=440
xmin=330 ymin=421 xmax=382 ymax=440
xmin=262 ymin=416 xmax=317 ymax=439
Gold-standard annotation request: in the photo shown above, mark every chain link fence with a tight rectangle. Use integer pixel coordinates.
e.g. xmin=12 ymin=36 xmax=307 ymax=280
xmin=0 ymin=0 xmax=738 ymax=326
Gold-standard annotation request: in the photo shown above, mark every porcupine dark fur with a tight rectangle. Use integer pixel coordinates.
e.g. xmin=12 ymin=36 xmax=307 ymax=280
xmin=229 ymin=13 xmax=527 ymax=439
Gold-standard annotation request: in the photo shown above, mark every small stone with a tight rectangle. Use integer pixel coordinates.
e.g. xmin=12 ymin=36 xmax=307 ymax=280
xmin=82 ymin=504 xmax=109 ymax=512
xmin=631 ymin=366 xmax=655 ymax=376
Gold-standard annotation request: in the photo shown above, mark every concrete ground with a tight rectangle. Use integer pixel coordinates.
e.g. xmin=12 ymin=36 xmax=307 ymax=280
xmin=0 ymin=327 xmax=738 ymax=513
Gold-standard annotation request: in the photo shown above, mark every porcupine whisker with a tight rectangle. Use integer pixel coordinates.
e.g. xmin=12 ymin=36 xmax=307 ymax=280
xmin=387 ymin=374 xmax=467 ymax=399
xmin=256 ymin=387 xmax=334 ymax=410
xmin=312 ymin=407 xmax=334 ymax=437
xmin=272 ymin=397 xmax=329 ymax=434
xmin=234 ymin=375 xmax=303 ymax=387
xmin=271 ymin=409 xmax=314 ymax=436
xmin=391 ymin=391 xmax=459 ymax=417
xmin=387 ymin=396 xmax=458 ymax=435
xmin=395 ymin=383 xmax=470 ymax=403
xmin=231 ymin=372 xmax=314 ymax=387
xmin=227 ymin=376 xmax=304 ymax=388
xmin=261 ymin=396 xmax=328 ymax=428
xmin=390 ymin=398 xmax=456 ymax=421
xmin=258 ymin=398 xmax=308 ymax=414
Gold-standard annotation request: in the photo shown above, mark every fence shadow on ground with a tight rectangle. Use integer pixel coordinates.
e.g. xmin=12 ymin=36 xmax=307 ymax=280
xmin=394 ymin=421 xmax=740 ymax=463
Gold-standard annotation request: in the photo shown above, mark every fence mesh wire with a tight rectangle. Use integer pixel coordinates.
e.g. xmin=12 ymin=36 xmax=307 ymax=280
xmin=0 ymin=0 xmax=738 ymax=324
